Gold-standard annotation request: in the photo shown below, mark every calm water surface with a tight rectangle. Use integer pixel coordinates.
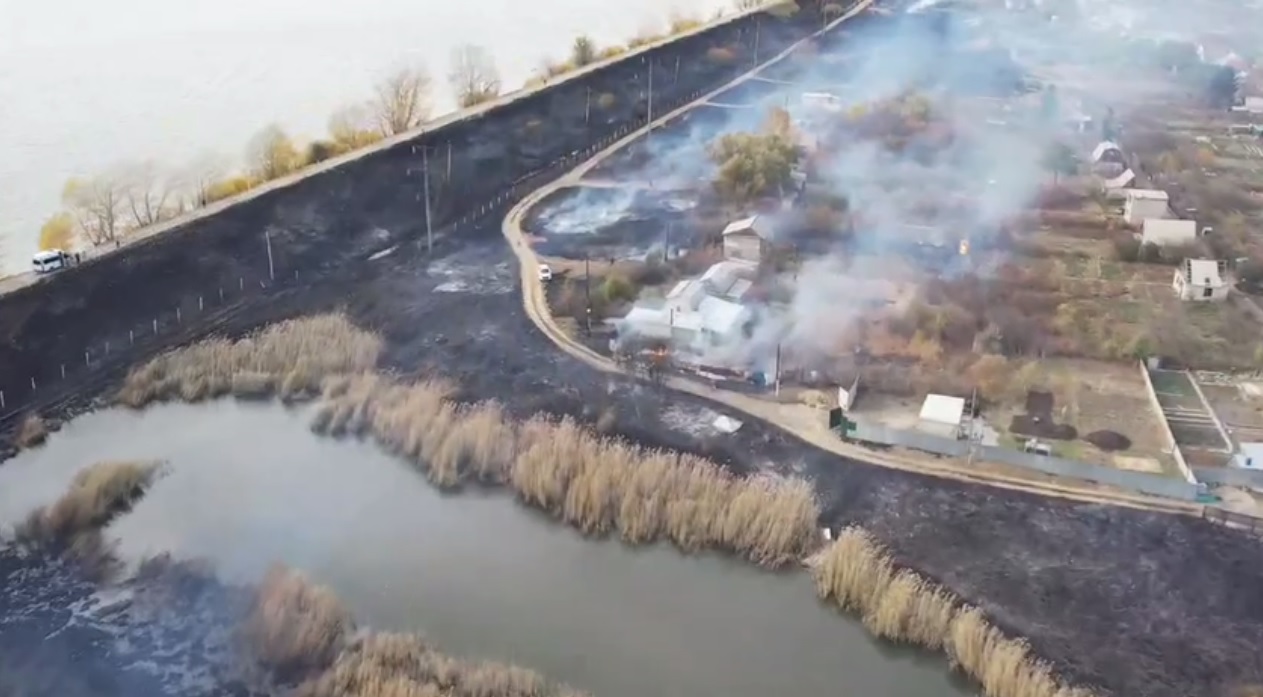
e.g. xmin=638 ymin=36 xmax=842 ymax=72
xmin=0 ymin=401 xmax=971 ymax=697
xmin=0 ymin=0 xmax=732 ymax=273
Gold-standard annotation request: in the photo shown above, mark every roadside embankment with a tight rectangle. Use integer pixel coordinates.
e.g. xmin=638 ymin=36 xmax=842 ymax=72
xmin=0 ymin=0 xmax=855 ymax=422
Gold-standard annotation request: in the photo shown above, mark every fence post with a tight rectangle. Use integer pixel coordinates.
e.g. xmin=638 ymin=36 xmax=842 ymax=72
xmin=199 ymin=296 xmax=204 ymax=312
xmin=105 ymin=341 xmax=110 ymax=355
xmin=130 ymin=330 xmax=135 ymax=345
xmin=220 ymin=288 xmax=224 ymax=302
xmin=153 ymin=318 xmax=158 ymax=335
xmin=85 ymin=351 xmax=90 ymax=366
xmin=30 ymin=377 xmax=36 ymax=392
xmin=61 ymin=364 xmax=66 ymax=379
xmin=176 ymin=307 xmax=182 ymax=323
xmin=239 ymin=278 xmax=244 ymax=291
xmin=1 ymin=390 xmax=4 ymax=409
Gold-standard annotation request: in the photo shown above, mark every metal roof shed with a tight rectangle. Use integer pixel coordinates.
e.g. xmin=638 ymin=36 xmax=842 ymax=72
xmin=918 ymin=394 xmax=966 ymax=439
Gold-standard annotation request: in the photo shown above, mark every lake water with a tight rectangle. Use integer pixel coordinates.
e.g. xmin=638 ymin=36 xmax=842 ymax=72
xmin=0 ymin=0 xmax=736 ymax=274
xmin=0 ymin=400 xmax=969 ymax=697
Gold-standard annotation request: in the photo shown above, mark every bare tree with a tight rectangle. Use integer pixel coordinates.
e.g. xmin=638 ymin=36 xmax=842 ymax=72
xmin=179 ymin=152 xmax=231 ymax=208
xmin=62 ymin=173 xmax=126 ymax=246
xmin=448 ymin=44 xmax=502 ymax=108
xmin=247 ymin=124 xmax=302 ymax=181
xmin=120 ymin=161 xmax=177 ymax=227
xmin=571 ymin=36 xmax=597 ymax=67
xmin=370 ymin=67 xmax=433 ymax=136
xmin=328 ymin=103 xmax=378 ymax=149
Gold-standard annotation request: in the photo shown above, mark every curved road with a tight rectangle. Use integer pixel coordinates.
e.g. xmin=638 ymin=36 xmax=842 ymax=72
xmin=501 ymin=2 xmax=1202 ymax=516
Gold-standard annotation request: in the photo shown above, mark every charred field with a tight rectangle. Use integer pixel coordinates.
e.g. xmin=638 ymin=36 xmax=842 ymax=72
xmin=4 ymin=4 xmax=1263 ymax=697
xmin=3 ymin=212 xmax=1262 ymax=697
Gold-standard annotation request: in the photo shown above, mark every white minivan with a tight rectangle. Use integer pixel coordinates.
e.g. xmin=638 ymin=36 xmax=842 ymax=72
xmin=32 ymin=249 xmax=70 ymax=274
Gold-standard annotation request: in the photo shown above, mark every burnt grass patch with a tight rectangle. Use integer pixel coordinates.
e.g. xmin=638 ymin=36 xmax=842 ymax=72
xmin=3 ymin=214 xmax=1261 ymax=697
xmin=584 ymin=105 xmax=749 ymax=182
xmin=1009 ymin=390 xmax=1078 ymax=441
xmin=522 ymin=186 xmax=702 ymax=260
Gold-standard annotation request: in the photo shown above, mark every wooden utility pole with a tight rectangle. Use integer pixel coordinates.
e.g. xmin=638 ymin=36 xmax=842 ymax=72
xmin=774 ymin=342 xmax=782 ymax=396
xmin=422 ymin=145 xmax=433 ymax=254
xmin=584 ymin=255 xmax=592 ymax=335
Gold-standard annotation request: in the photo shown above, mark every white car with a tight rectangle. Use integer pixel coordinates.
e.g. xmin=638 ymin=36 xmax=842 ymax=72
xmin=538 ymin=264 xmax=553 ymax=282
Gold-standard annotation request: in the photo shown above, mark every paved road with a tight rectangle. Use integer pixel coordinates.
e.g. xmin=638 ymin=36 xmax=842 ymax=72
xmin=500 ymin=0 xmax=1202 ymax=516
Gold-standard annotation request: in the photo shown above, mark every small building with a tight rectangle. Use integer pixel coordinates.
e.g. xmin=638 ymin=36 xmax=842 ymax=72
xmin=1142 ymin=218 xmax=1198 ymax=246
xmin=1101 ymin=168 xmax=1135 ymax=197
xmin=722 ymin=216 xmax=769 ymax=264
xmin=617 ymin=264 xmax=752 ymax=354
xmin=837 ymin=375 xmax=860 ymax=411
xmin=1123 ymin=189 xmax=1170 ymax=225
xmin=1173 ymin=258 xmax=1231 ymax=302
xmin=1091 ymin=140 xmax=1125 ymax=165
xmin=1234 ymin=442 xmax=1263 ymax=470
xmin=698 ymin=259 xmax=757 ymax=301
xmin=917 ymin=394 xmax=966 ymax=439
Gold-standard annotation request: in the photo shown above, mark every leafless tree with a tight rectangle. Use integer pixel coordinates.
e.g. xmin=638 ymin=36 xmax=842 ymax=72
xmin=448 ymin=44 xmax=502 ymax=108
xmin=370 ymin=66 xmax=433 ymax=136
xmin=120 ymin=161 xmax=177 ymax=227
xmin=247 ymin=124 xmax=301 ymax=181
xmin=327 ymin=103 xmax=375 ymax=148
xmin=179 ymin=152 xmax=231 ymax=208
xmin=62 ymin=173 xmax=127 ymax=246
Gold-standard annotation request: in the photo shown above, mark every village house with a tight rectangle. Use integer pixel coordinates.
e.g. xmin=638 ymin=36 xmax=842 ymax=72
xmin=1173 ymin=258 xmax=1231 ymax=302
xmin=722 ymin=216 xmax=770 ymax=264
xmin=615 ymin=261 xmax=756 ymax=354
xmin=1142 ymin=218 xmax=1200 ymax=246
xmin=1123 ymin=189 xmax=1170 ymax=225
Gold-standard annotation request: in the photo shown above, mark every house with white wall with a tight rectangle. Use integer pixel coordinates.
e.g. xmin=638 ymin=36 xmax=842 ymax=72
xmin=1173 ymin=258 xmax=1231 ymax=302
xmin=616 ymin=262 xmax=753 ymax=354
xmin=1124 ymin=189 xmax=1170 ymax=225
xmin=1142 ymin=219 xmax=1199 ymax=246
xmin=722 ymin=216 xmax=770 ymax=264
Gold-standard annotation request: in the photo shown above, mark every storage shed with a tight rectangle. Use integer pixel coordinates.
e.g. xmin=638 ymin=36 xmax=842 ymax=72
xmin=1123 ymin=189 xmax=1170 ymax=225
xmin=918 ymin=394 xmax=966 ymax=439
xmin=721 ymin=216 xmax=769 ymax=264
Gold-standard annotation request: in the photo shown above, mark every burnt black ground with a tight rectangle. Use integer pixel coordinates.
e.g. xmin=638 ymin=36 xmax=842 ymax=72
xmin=6 ymin=213 xmax=1261 ymax=697
xmin=3 ymin=5 xmax=1262 ymax=697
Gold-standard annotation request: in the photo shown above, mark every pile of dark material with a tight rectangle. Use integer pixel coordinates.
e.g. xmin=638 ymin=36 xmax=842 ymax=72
xmin=1009 ymin=390 xmax=1078 ymax=440
xmin=1085 ymin=430 xmax=1132 ymax=452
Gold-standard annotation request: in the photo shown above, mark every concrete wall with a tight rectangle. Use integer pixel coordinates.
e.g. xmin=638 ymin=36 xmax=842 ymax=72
xmin=0 ymin=1 xmax=865 ymax=419
xmin=847 ymin=417 xmax=1205 ymax=501
xmin=1195 ymin=466 xmax=1263 ymax=491
xmin=1137 ymin=361 xmax=1198 ymax=483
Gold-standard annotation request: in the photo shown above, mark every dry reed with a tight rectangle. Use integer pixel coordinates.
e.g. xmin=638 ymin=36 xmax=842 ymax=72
xmin=251 ymin=568 xmax=589 ymax=697
xmin=15 ymin=460 xmax=161 ymax=546
xmin=813 ymin=527 xmax=1094 ymax=697
xmin=118 ymin=314 xmax=382 ymax=408
xmin=13 ymin=412 xmax=49 ymax=449
xmin=13 ymin=460 xmax=161 ymax=579
xmin=311 ymin=375 xmax=820 ymax=568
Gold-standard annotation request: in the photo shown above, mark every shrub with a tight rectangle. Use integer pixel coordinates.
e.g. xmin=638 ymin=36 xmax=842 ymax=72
xmin=598 ymin=273 xmax=637 ymax=305
xmin=14 ymin=413 xmax=49 ymax=449
xmin=706 ymin=47 xmax=737 ymax=65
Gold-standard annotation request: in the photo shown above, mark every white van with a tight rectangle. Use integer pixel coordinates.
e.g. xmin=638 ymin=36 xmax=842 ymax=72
xmin=32 ymin=249 xmax=70 ymax=274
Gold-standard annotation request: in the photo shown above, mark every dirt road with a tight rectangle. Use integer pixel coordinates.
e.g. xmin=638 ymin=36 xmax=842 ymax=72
xmin=500 ymin=0 xmax=1204 ymax=517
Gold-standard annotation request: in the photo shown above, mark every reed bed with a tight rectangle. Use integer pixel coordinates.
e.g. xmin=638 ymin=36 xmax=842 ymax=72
xmin=118 ymin=314 xmax=382 ymax=408
xmin=251 ymin=566 xmax=589 ymax=697
xmin=310 ymin=375 xmax=820 ymax=568
xmin=13 ymin=460 xmax=161 ymax=579
xmin=813 ymin=528 xmax=1095 ymax=697
xmin=13 ymin=412 xmax=49 ymax=449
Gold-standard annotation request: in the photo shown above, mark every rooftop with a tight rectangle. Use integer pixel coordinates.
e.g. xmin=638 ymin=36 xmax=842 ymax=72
xmin=1127 ymin=189 xmax=1169 ymax=202
xmin=1182 ymin=258 xmax=1228 ymax=287
xmin=722 ymin=216 xmax=764 ymax=237
xmin=919 ymin=394 xmax=966 ymax=427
